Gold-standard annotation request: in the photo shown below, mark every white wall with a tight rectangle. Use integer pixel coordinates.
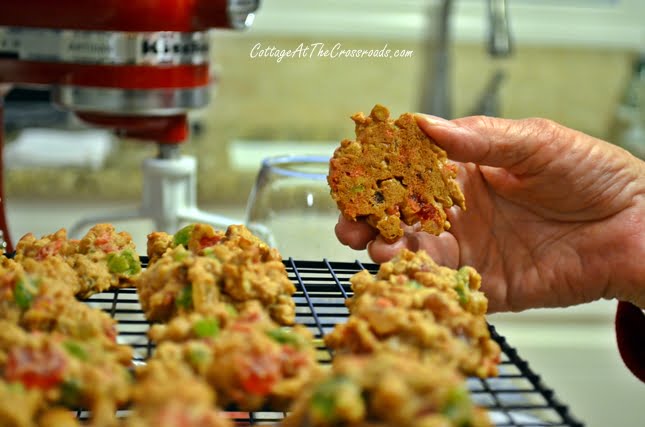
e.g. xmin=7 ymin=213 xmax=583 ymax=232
xmin=250 ymin=0 xmax=645 ymax=49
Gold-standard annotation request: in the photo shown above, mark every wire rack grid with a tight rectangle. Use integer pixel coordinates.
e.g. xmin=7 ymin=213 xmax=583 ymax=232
xmin=85 ymin=257 xmax=585 ymax=427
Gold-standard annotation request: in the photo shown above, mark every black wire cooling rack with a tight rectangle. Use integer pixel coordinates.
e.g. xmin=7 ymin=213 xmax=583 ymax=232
xmin=85 ymin=258 xmax=585 ymax=427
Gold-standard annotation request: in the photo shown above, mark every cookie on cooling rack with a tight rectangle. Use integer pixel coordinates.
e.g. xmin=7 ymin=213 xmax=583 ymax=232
xmin=147 ymin=223 xmax=281 ymax=265
xmin=138 ymin=224 xmax=295 ymax=325
xmin=328 ymin=104 xmax=465 ymax=242
xmin=0 ymin=257 xmax=130 ymax=358
xmin=282 ymin=353 xmax=492 ymax=427
xmin=14 ymin=223 xmax=141 ymax=298
xmin=360 ymin=248 xmax=489 ymax=316
xmin=143 ymin=306 xmax=321 ymax=412
xmin=204 ymin=309 xmax=320 ymax=411
xmin=0 ymin=379 xmax=85 ymax=427
xmin=324 ymin=249 xmax=501 ymax=378
xmin=0 ymin=320 xmax=132 ymax=427
xmin=0 ymin=378 xmax=44 ymax=427
xmin=324 ymin=294 xmax=500 ymax=378
xmin=124 ymin=345 xmax=232 ymax=427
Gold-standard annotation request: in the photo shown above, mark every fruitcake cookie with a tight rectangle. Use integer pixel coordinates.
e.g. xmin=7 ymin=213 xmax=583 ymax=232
xmin=123 ymin=345 xmax=232 ymax=427
xmin=0 ymin=378 xmax=44 ymax=427
xmin=148 ymin=300 xmax=269 ymax=344
xmin=328 ymin=104 xmax=465 ymax=242
xmin=358 ymin=249 xmax=489 ymax=316
xmin=0 ymin=321 xmax=132 ymax=426
xmin=147 ymin=303 xmax=237 ymax=344
xmin=138 ymin=224 xmax=295 ymax=325
xmin=282 ymin=353 xmax=492 ymax=427
xmin=325 ymin=250 xmax=500 ymax=378
xmin=0 ymin=257 xmax=130 ymax=358
xmin=0 ymin=379 xmax=84 ymax=427
xmin=142 ymin=306 xmax=320 ymax=412
xmin=204 ymin=309 xmax=320 ymax=411
xmin=146 ymin=223 xmax=281 ymax=265
xmin=14 ymin=224 xmax=141 ymax=298
xmin=0 ymin=257 xmax=70 ymax=324
xmin=324 ymin=291 xmax=500 ymax=378
xmin=72 ymin=223 xmax=141 ymax=297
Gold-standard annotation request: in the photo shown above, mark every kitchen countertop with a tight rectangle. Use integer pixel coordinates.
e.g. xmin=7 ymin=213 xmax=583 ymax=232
xmin=4 ymin=129 xmax=260 ymax=205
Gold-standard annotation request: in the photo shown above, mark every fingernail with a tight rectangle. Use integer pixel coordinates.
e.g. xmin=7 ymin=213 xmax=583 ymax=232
xmin=414 ymin=113 xmax=458 ymax=128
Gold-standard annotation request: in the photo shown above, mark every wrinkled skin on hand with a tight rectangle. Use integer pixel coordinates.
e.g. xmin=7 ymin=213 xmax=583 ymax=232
xmin=336 ymin=115 xmax=645 ymax=312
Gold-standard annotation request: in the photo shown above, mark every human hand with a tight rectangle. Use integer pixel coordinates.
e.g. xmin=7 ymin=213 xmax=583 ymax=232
xmin=336 ymin=115 xmax=645 ymax=312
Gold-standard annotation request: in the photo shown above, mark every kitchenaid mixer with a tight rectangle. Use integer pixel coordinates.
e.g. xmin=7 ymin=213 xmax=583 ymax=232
xmin=0 ymin=0 xmax=260 ymax=252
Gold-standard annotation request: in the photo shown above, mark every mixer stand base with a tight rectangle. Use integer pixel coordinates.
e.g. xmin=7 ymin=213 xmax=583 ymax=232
xmin=69 ymin=155 xmax=240 ymax=237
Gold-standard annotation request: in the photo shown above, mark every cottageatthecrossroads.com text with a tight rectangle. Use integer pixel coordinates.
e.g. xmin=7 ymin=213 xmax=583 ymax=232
xmin=249 ymin=42 xmax=414 ymax=63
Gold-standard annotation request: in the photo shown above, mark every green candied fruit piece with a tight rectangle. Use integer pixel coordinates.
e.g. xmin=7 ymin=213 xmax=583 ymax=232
xmin=442 ymin=386 xmax=474 ymax=426
xmin=187 ymin=344 xmax=212 ymax=367
xmin=407 ymin=280 xmax=424 ymax=289
xmin=351 ymin=184 xmax=365 ymax=193
xmin=310 ymin=376 xmax=354 ymax=422
xmin=107 ymin=249 xmax=141 ymax=276
xmin=172 ymin=246 xmax=190 ymax=262
xmin=60 ymin=379 xmax=82 ymax=407
xmin=14 ymin=276 xmax=39 ymax=310
xmin=454 ymin=267 xmax=471 ymax=306
xmin=62 ymin=340 xmax=88 ymax=361
xmin=203 ymin=246 xmax=228 ymax=260
xmin=175 ymin=285 xmax=193 ymax=310
xmin=173 ymin=224 xmax=195 ymax=247
xmin=266 ymin=328 xmax=302 ymax=347
xmin=193 ymin=318 xmax=220 ymax=338
xmin=225 ymin=304 xmax=238 ymax=317
xmin=7 ymin=382 xmax=25 ymax=393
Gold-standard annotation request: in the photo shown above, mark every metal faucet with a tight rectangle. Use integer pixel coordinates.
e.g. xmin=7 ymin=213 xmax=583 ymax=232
xmin=488 ymin=0 xmax=513 ymax=57
xmin=419 ymin=0 xmax=513 ymax=118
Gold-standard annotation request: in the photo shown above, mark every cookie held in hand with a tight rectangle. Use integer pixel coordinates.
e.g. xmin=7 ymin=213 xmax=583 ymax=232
xmin=327 ymin=104 xmax=466 ymax=242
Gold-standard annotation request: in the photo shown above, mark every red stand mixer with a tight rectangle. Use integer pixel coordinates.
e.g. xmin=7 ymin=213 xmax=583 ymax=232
xmin=0 ymin=0 xmax=260 ymax=252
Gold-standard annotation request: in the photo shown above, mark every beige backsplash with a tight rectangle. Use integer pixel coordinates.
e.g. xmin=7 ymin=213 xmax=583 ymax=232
xmin=5 ymin=33 xmax=636 ymax=204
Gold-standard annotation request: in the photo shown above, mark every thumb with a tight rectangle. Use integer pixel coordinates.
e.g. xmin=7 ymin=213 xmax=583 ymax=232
xmin=415 ymin=114 xmax=566 ymax=170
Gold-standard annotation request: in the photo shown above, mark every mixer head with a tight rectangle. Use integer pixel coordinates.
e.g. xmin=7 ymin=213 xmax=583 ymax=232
xmin=0 ymin=0 xmax=260 ymax=142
